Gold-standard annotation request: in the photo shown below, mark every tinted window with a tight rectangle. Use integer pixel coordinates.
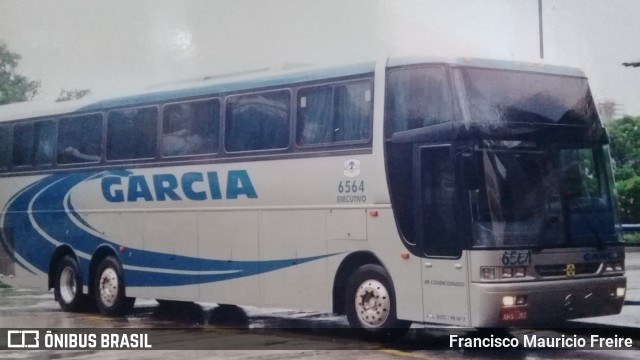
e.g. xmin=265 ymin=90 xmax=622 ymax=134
xmin=334 ymin=82 xmax=372 ymax=142
xmin=12 ymin=120 xmax=56 ymax=167
xmin=107 ymin=107 xmax=158 ymax=160
xmin=297 ymin=81 xmax=372 ymax=146
xmin=421 ymin=146 xmax=460 ymax=257
xmin=225 ymin=90 xmax=290 ymax=152
xmin=385 ymin=67 xmax=452 ymax=138
xmin=297 ymin=86 xmax=333 ymax=145
xmin=457 ymin=68 xmax=597 ymax=125
xmin=162 ymin=99 xmax=220 ymax=157
xmin=58 ymin=114 xmax=103 ymax=164
xmin=0 ymin=126 xmax=8 ymax=169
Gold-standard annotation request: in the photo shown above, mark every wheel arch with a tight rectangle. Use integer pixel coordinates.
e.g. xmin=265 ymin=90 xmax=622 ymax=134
xmin=48 ymin=245 xmax=79 ymax=290
xmin=332 ymin=251 xmax=388 ymax=315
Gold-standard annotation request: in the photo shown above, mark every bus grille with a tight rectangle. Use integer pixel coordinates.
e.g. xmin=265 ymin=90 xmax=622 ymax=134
xmin=534 ymin=263 xmax=600 ymax=277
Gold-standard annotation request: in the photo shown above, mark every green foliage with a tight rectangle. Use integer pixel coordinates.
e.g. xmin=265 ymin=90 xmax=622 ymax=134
xmin=606 ymin=116 xmax=640 ymax=229
xmin=615 ymin=176 xmax=640 ymax=223
xmin=56 ymin=88 xmax=91 ymax=102
xmin=606 ymin=115 xmax=640 ymax=180
xmin=623 ymin=231 xmax=640 ymax=243
xmin=0 ymin=42 xmax=40 ymax=105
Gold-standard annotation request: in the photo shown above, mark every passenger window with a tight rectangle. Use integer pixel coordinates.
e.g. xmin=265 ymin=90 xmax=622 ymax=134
xmin=58 ymin=114 xmax=103 ymax=164
xmin=162 ymin=99 xmax=220 ymax=157
xmin=0 ymin=126 xmax=8 ymax=169
xmin=297 ymin=86 xmax=333 ymax=145
xmin=334 ymin=81 xmax=372 ymax=142
xmin=107 ymin=107 xmax=158 ymax=160
xmin=297 ymin=81 xmax=372 ymax=146
xmin=225 ymin=90 xmax=290 ymax=152
xmin=12 ymin=120 xmax=56 ymax=167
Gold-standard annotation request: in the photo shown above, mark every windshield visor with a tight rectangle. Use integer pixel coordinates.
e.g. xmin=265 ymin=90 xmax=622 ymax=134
xmin=466 ymin=142 xmax=619 ymax=248
xmin=456 ymin=68 xmax=599 ymax=127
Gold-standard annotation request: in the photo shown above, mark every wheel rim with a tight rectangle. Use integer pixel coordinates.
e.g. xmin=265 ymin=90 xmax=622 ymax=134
xmin=354 ymin=279 xmax=391 ymax=328
xmin=99 ymin=268 xmax=119 ymax=307
xmin=59 ymin=266 xmax=77 ymax=304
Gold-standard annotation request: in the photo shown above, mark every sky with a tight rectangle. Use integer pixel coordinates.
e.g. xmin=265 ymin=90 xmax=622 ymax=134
xmin=1 ymin=0 xmax=639 ymax=116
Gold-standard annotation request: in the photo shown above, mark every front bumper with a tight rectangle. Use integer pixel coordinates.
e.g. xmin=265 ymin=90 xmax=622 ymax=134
xmin=469 ymin=275 xmax=626 ymax=327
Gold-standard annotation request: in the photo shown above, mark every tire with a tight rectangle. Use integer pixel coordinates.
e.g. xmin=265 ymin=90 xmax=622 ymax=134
xmin=54 ymin=255 xmax=87 ymax=312
xmin=93 ymin=256 xmax=135 ymax=317
xmin=345 ymin=264 xmax=411 ymax=341
xmin=156 ymin=299 xmax=194 ymax=307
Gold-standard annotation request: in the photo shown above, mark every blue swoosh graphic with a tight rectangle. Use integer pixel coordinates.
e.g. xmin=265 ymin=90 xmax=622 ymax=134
xmin=2 ymin=171 xmax=337 ymax=287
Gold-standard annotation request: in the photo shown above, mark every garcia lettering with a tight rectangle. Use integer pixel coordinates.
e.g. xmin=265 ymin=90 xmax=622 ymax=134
xmin=101 ymin=170 xmax=258 ymax=202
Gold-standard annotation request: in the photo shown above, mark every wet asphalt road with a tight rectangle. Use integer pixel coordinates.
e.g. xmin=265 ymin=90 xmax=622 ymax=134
xmin=0 ymin=251 xmax=639 ymax=359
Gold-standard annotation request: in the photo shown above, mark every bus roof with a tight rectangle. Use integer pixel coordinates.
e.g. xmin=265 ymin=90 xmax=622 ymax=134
xmin=0 ymin=97 xmax=99 ymax=123
xmin=0 ymin=57 xmax=586 ymax=123
xmin=387 ymin=56 xmax=587 ymax=78
xmin=78 ymin=61 xmax=377 ymax=112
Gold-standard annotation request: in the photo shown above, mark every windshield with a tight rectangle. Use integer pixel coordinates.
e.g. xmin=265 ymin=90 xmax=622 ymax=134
xmin=466 ymin=141 xmax=620 ymax=248
xmin=455 ymin=68 xmax=599 ymax=127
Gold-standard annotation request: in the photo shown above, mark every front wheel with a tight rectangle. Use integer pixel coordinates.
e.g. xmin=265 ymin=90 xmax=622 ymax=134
xmin=94 ymin=256 xmax=135 ymax=317
xmin=54 ymin=255 xmax=88 ymax=312
xmin=345 ymin=264 xmax=411 ymax=341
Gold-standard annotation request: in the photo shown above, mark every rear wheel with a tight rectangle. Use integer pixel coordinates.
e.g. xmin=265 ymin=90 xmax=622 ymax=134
xmin=54 ymin=256 xmax=88 ymax=312
xmin=94 ymin=256 xmax=135 ymax=316
xmin=345 ymin=264 xmax=411 ymax=341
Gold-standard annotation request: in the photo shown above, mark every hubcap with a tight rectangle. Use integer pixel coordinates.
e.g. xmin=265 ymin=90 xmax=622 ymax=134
xmin=354 ymin=279 xmax=391 ymax=328
xmin=99 ymin=268 xmax=119 ymax=307
xmin=59 ymin=266 xmax=77 ymax=304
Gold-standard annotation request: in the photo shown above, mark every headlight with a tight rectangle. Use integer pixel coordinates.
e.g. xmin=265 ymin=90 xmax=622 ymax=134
xmin=481 ymin=267 xmax=496 ymax=280
xmin=502 ymin=296 xmax=515 ymax=306
xmin=481 ymin=266 xmax=526 ymax=280
xmin=617 ymin=287 xmax=626 ymax=297
xmin=502 ymin=295 xmax=527 ymax=306
xmin=604 ymin=262 xmax=624 ymax=272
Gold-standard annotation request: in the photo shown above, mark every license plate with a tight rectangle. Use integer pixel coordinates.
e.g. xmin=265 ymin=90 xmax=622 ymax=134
xmin=500 ymin=308 xmax=527 ymax=321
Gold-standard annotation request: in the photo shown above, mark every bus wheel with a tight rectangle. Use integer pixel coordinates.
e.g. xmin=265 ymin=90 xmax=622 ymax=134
xmin=94 ymin=256 xmax=135 ymax=317
xmin=345 ymin=264 xmax=410 ymax=341
xmin=54 ymin=256 xmax=87 ymax=312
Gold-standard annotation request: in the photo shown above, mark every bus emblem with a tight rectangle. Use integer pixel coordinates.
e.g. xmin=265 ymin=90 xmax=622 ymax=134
xmin=344 ymin=159 xmax=361 ymax=178
xmin=566 ymin=264 xmax=576 ymax=277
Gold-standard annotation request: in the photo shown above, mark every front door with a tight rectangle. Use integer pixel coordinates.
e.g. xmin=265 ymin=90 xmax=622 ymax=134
xmin=418 ymin=144 xmax=470 ymax=326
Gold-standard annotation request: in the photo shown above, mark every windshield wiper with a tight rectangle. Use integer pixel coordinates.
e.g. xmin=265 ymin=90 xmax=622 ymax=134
xmin=570 ymin=203 xmax=607 ymax=250
xmin=532 ymin=214 xmax=562 ymax=253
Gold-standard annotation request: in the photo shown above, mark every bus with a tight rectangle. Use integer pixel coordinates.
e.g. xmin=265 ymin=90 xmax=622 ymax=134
xmin=0 ymin=57 xmax=627 ymax=338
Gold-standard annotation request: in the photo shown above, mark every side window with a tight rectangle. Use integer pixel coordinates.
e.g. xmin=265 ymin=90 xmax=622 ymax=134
xmin=421 ymin=146 xmax=460 ymax=257
xmin=0 ymin=126 xmax=8 ymax=170
xmin=57 ymin=114 xmax=103 ymax=164
xmin=12 ymin=120 xmax=56 ymax=167
xmin=162 ymin=99 xmax=220 ymax=157
xmin=297 ymin=86 xmax=333 ymax=145
xmin=297 ymin=80 xmax=372 ymax=146
xmin=334 ymin=81 xmax=372 ymax=142
xmin=385 ymin=67 xmax=452 ymax=138
xmin=107 ymin=107 xmax=158 ymax=160
xmin=225 ymin=90 xmax=290 ymax=152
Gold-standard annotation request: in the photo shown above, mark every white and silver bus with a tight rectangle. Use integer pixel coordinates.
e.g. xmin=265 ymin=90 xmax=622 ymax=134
xmin=0 ymin=57 xmax=627 ymax=338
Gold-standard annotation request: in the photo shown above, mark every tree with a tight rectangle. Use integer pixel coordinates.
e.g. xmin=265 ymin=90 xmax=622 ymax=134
xmin=56 ymin=88 xmax=91 ymax=102
xmin=606 ymin=116 xmax=640 ymax=225
xmin=606 ymin=115 xmax=640 ymax=181
xmin=0 ymin=42 xmax=40 ymax=105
